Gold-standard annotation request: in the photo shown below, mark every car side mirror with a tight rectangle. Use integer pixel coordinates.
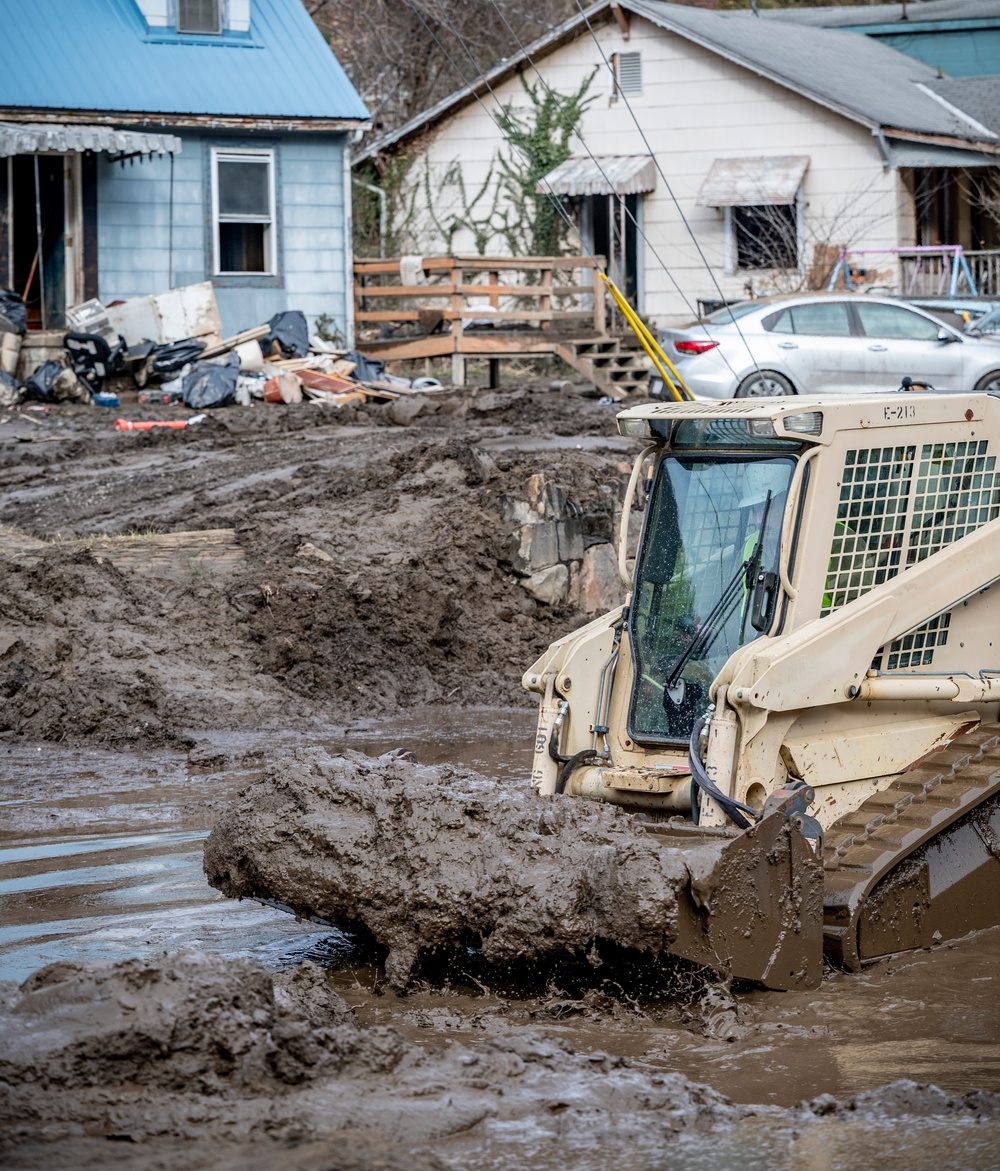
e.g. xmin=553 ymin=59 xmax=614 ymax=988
xmin=938 ymin=328 xmax=960 ymax=344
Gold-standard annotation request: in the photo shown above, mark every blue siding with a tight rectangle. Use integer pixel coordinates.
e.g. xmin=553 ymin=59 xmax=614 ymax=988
xmin=97 ymin=131 xmax=351 ymax=340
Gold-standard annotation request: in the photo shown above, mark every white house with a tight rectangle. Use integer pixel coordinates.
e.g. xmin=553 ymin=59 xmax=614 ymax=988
xmin=357 ymin=0 xmax=1000 ymax=329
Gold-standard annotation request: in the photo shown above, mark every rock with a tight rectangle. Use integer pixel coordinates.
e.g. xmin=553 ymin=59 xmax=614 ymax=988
xmin=505 ymin=520 xmax=560 ymax=575
xmin=557 ymin=518 xmax=584 ymax=562
xmin=385 ymin=394 xmax=427 ymax=426
xmin=520 ymin=562 xmax=569 ymax=606
xmin=296 ymin=542 xmax=334 ymax=562
xmin=579 ymin=543 xmax=622 ymax=615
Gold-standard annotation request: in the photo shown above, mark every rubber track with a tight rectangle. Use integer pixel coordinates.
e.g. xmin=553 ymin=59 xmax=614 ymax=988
xmin=822 ymin=723 xmax=1000 ymax=969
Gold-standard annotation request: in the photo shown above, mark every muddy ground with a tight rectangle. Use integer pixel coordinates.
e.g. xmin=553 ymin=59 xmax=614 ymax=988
xmin=2 ymin=380 xmax=1000 ymax=1169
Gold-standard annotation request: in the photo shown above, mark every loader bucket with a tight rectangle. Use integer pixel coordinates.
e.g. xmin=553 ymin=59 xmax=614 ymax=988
xmin=204 ymin=750 xmax=824 ymax=993
xmin=646 ymin=811 xmax=824 ymax=991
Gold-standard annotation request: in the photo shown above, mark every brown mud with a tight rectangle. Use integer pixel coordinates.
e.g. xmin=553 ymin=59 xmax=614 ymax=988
xmin=204 ymin=748 xmax=709 ymax=987
xmin=3 ymin=950 xmax=1000 ymax=1171
xmin=2 ymin=385 xmax=1000 ymax=1168
xmin=0 ymin=383 xmax=629 ymax=749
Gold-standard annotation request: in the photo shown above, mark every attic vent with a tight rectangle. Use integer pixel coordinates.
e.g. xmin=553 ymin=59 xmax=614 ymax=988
xmin=616 ymin=52 xmax=643 ymax=96
xmin=178 ymin=0 xmax=221 ymax=34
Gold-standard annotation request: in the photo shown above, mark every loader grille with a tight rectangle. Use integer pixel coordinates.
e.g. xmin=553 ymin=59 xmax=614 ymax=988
xmin=822 ymin=445 xmax=915 ymax=616
xmin=827 ymin=440 xmax=1000 ymax=670
xmin=871 ymin=612 xmax=951 ymax=671
xmin=907 ymin=440 xmax=1000 ymax=565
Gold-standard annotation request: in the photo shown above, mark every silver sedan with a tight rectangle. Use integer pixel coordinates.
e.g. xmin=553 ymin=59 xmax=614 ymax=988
xmin=657 ymin=294 xmax=1000 ymax=399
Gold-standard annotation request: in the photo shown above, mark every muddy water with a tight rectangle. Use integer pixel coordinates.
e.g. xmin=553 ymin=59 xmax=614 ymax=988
xmin=2 ymin=705 xmax=999 ymax=1114
xmin=0 ymin=708 xmax=533 ymax=982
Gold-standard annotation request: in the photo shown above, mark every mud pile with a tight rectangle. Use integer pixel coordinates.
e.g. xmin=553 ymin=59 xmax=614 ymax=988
xmin=204 ymin=748 xmax=732 ymax=987
xmin=0 ymin=951 xmax=396 ymax=1096
xmin=0 ymin=387 xmax=631 ymax=748
xmin=3 ymin=951 xmax=999 ymax=1171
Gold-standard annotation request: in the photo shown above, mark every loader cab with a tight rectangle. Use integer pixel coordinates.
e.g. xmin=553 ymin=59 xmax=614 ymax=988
xmin=623 ymin=416 xmax=802 ymax=746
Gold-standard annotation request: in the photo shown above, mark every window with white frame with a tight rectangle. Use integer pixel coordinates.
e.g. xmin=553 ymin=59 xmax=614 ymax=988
xmin=178 ymin=0 xmax=222 ymax=34
xmin=212 ymin=149 xmax=275 ymax=275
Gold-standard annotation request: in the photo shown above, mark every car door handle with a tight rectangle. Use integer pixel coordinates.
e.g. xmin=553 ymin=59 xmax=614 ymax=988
xmin=868 ymin=344 xmax=888 ymax=352
xmin=776 ymin=341 xmax=798 ymax=349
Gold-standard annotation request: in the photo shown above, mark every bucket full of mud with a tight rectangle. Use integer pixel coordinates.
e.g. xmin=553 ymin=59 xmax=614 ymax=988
xmin=204 ymin=750 xmax=823 ymax=991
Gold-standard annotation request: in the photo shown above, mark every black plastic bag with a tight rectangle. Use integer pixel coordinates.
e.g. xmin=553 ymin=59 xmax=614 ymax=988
xmin=150 ymin=337 xmax=206 ymax=377
xmin=0 ymin=370 xmax=23 ymax=407
xmin=0 ymin=289 xmax=27 ymax=335
xmin=262 ymin=310 xmax=308 ymax=359
xmin=182 ymin=355 xmax=239 ymax=409
xmin=342 ymin=349 xmax=386 ymax=383
xmin=24 ymin=360 xmax=68 ymax=402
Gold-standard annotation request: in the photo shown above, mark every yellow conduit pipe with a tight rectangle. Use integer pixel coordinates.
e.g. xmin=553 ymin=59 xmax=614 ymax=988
xmin=598 ymin=272 xmax=695 ymax=402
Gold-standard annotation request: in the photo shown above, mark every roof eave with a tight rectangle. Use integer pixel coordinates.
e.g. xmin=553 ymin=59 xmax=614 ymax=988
xmin=353 ymin=2 xmax=611 ymax=164
xmin=0 ymin=107 xmax=371 ymax=133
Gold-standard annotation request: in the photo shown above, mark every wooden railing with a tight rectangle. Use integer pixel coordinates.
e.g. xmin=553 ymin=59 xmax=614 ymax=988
xmin=353 ymin=255 xmax=607 ymax=356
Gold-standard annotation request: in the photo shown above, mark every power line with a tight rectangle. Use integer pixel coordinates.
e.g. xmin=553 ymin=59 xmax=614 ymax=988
xmin=571 ymin=0 xmax=765 ymax=376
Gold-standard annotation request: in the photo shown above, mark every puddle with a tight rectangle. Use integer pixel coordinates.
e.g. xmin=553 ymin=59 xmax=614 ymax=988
xmin=1 ymin=705 xmax=998 ymax=1114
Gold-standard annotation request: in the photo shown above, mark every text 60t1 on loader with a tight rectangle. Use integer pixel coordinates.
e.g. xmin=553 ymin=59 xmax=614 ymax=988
xmin=525 ymin=393 xmax=1000 ymax=990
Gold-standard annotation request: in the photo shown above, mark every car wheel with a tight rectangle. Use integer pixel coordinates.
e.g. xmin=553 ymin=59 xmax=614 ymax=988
xmin=974 ymin=371 xmax=1000 ymax=395
xmin=735 ymin=370 xmax=795 ymax=398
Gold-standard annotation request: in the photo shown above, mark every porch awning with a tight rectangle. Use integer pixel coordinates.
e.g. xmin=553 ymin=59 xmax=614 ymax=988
xmin=881 ymin=138 xmax=996 ymax=169
xmin=697 ymin=156 xmax=809 ymax=207
xmin=536 ymin=154 xmax=656 ymax=197
xmin=0 ymin=122 xmax=182 ymax=157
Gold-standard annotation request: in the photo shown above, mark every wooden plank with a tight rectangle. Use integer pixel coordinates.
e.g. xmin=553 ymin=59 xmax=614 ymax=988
xmin=356 ymin=309 xmax=596 ymax=324
xmin=355 ymin=283 xmax=588 ymax=298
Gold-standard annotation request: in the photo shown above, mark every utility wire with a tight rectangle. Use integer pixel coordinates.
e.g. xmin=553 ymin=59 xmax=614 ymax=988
xmin=571 ymin=0 xmax=765 ymax=379
xmin=419 ymin=0 xmax=756 ymax=390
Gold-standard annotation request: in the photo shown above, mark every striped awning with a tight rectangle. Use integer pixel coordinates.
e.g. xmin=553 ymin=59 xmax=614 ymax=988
xmin=537 ymin=154 xmax=657 ymax=197
xmin=0 ymin=122 xmax=182 ymax=157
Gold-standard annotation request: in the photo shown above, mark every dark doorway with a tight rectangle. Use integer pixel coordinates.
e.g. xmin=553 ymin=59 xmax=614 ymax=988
xmin=11 ymin=155 xmax=66 ymax=329
xmin=580 ymin=192 xmax=641 ymax=310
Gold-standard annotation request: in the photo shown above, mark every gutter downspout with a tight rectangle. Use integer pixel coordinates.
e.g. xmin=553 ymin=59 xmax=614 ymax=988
xmin=352 ymin=177 xmax=387 ymax=258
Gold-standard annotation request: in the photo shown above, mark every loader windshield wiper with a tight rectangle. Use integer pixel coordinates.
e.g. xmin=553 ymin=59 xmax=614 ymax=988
xmin=627 ymin=456 xmax=794 ymax=746
xmin=666 ymin=490 xmax=773 ymax=692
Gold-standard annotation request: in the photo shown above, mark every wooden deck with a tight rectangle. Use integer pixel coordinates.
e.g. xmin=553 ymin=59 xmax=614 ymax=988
xmin=354 ymin=255 xmax=607 ymax=361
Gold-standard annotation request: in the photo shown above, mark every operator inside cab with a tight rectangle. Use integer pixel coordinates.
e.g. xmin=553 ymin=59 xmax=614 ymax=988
xmin=627 ymin=453 xmax=793 ymax=745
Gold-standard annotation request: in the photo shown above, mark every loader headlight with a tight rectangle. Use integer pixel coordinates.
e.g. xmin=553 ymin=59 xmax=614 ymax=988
xmin=782 ymin=411 xmax=823 ymax=437
xmin=618 ymin=416 xmax=653 ymax=438
xmin=618 ymin=416 xmax=672 ymax=440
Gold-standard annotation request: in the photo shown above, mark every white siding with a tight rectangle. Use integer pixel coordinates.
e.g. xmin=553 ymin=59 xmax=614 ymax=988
xmin=398 ymin=14 xmax=904 ymax=327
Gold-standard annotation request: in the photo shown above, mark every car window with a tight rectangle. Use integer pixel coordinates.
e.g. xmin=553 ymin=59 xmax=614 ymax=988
xmin=763 ymin=308 xmax=793 ymax=334
xmin=856 ymin=303 xmax=941 ymax=341
xmin=705 ymin=301 xmax=762 ymax=325
xmin=788 ymin=302 xmax=851 ymax=337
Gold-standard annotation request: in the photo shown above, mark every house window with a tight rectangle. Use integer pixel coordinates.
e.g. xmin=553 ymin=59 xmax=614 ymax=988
xmin=178 ymin=0 xmax=221 ymax=34
xmin=613 ymin=52 xmax=642 ymax=98
xmin=212 ymin=149 xmax=275 ymax=275
xmin=731 ymin=204 xmax=798 ymax=270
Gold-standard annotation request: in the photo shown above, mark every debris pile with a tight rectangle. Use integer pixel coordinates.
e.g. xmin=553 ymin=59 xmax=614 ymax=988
xmin=204 ymin=748 xmax=709 ymax=989
xmin=3 ymin=280 xmax=441 ymax=418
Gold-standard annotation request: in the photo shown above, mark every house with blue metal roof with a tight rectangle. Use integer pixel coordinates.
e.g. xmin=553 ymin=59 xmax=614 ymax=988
xmin=0 ymin=0 xmax=369 ymax=339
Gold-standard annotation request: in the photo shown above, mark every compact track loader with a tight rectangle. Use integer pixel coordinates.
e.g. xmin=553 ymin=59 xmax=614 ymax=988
xmin=525 ymin=393 xmax=1000 ymax=991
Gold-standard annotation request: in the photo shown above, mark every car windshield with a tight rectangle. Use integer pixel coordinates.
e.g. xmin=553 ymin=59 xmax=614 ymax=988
xmin=628 ymin=454 xmax=795 ymax=744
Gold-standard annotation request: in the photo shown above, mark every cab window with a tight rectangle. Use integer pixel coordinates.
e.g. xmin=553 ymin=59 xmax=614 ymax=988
xmin=856 ymin=303 xmax=942 ymax=342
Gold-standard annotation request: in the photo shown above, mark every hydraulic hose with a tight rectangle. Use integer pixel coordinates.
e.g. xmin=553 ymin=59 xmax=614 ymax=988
xmin=555 ymin=750 xmax=606 ymax=795
xmin=687 ymin=714 xmax=758 ymax=831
